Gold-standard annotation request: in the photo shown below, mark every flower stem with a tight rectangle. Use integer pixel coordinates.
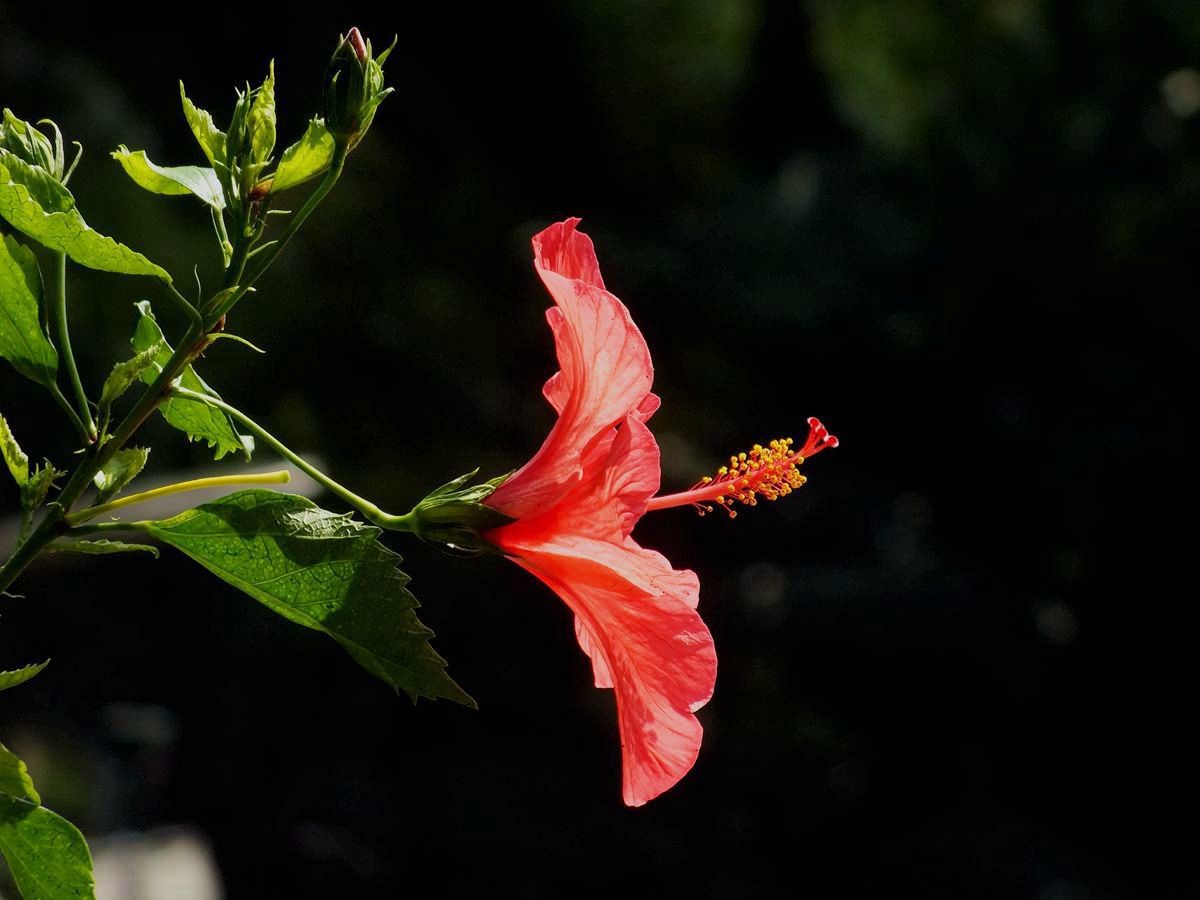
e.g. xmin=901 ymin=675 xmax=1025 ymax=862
xmin=49 ymin=251 xmax=97 ymax=442
xmin=64 ymin=470 xmax=292 ymax=525
xmin=167 ymin=387 xmax=398 ymax=528
xmin=48 ymin=382 xmax=90 ymax=444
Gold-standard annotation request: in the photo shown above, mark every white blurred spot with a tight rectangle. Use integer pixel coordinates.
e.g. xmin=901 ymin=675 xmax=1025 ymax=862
xmin=92 ymin=826 xmax=222 ymax=900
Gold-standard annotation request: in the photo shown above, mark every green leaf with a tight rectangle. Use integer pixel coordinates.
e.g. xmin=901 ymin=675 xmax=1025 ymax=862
xmin=111 ymin=146 xmax=224 ymax=209
xmin=248 ymin=63 xmax=277 ymax=164
xmin=0 ymin=741 xmax=96 ymax=900
xmin=46 ymin=540 xmax=158 ymax=559
xmin=92 ymin=447 xmax=149 ymax=503
xmin=269 ymin=118 xmax=335 ymax=194
xmin=131 ymin=302 xmax=250 ymax=460
xmin=0 ymin=151 xmax=169 ymax=280
xmin=99 ymin=340 xmax=165 ymax=411
xmin=179 ymin=83 xmax=226 ymax=168
xmin=0 ymin=660 xmax=48 ymax=693
xmin=0 ymin=412 xmax=29 ymax=487
xmin=0 ymin=233 xmax=57 ymax=386
xmin=22 ymin=463 xmax=58 ymax=513
xmin=141 ymin=490 xmax=475 ymax=706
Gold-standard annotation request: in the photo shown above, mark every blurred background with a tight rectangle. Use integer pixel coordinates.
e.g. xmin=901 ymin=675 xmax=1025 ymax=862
xmin=0 ymin=2 xmax=1190 ymax=897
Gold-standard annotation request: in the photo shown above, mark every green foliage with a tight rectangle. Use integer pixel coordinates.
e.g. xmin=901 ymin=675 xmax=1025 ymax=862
xmin=0 ymin=742 xmax=95 ymax=900
xmin=270 ymin=118 xmax=335 ymax=194
xmin=98 ymin=340 xmax=165 ymax=412
xmin=131 ymin=302 xmax=251 ymax=460
xmin=142 ymin=490 xmax=475 ymax=706
xmin=0 ymin=151 xmax=169 ymax=280
xmin=0 ymin=413 xmax=58 ymax=516
xmin=0 ymin=110 xmax=63 ymax=180
xmin=0 ymin=661 xmax=48 ymax=693
xmin=248 ymin=62 xmax=278 ymax=165
xmin=0 ymin=234 xmax=58 ymax=387
xmin=92 ymin=447 xmax=149 ymax=503
xmin=178 ymin=83 xmax=226 ymax=168
xmin=110 ymin=147 xmax=224 ymax=209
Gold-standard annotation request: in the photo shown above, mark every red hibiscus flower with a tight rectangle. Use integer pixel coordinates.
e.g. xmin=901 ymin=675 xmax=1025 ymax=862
xmin=484 ymin=218 xmax=837 ymax=806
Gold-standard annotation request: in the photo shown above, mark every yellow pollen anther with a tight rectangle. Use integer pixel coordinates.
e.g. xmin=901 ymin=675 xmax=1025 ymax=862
xmin=688 ymin=434 xmax=813 ymax=518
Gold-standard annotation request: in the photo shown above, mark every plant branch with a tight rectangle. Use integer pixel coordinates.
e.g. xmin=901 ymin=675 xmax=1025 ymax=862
xmin=48 ymin=251 xmax=97 ymax=442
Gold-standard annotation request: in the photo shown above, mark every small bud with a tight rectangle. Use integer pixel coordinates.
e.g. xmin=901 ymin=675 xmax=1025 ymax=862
xmin=324 ymin=27 xmax=395 ymax=145
xmin=0 ymin=109 xmax=64 ymax=180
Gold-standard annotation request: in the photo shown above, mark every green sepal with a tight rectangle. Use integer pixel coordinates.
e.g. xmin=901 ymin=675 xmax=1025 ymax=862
xmin=179 ymin=83 xmax=227 ymax=169
xmin=0 ymin=660 xmax=49 ymax=693
xmin=99 ymin=338 xmax=166 ymax=412
xmin=46 ymin=540 xmax=159 ymax=559
xmin=22 ymin=462 xmax=58 ymax=512
xmin=93 ymin=446 xmax=149 ymax=503
xmin=0 ymin=233 xmax=58 ymax=387
xmin=140 ymin=489 xmax=475 ymax=706
xmin=131 ymin=301 xmax=251 ymax=460
xmin=403 ymin=469 xmax=514 ymax=555
xmin=111 ymin=146 xmax=225 ymax=209
xmin=0 ymin=741 xmax=96 ymax=900
xmin=0 ymin=412 xmax=29 ymax=488
xmin=0 ymin=150 xmax=170 ymax=280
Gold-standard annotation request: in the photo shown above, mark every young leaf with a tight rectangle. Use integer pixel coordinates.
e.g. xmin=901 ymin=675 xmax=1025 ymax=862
xmin=131 ymin=302 xmax=250 ymax=460
xmin=270 ymin=118 xmax=335 ymax=194
xmin=248 ymin=63 xmax=277 ymax=164
xmin=111 ymin=146 xmax=225 ymax=209
xmin=0 ymin=412 xmax=29 ymax=487
xmin=141 ymin=490 xmax=475 ymax=707
xmin=93 ymin=447 xmax=149 ymax=503
xmin=0 ymin=741 xmax=96 ymax=900
xmin=179 ymin=83 xmax=227 ymax=168
xmin=0 ymin=150 xmax=170 ymax=280
xmin=99 ymin=339 xmax=166 ymax=412
xmin=22 ymin=463 xmax=58 ymax=512
xmin=45 ymin=540 xmax=159 ymax=558
xmin=0 ymin=660 xmax=48 ymax=693
xmin=0 ymin=233 xmax=58 ymax=386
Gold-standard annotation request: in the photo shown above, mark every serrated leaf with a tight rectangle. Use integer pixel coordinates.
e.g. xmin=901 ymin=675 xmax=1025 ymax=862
xmin=179 ymin=83 xmax=226 ymax=169
xmin=111 ymin=146 xmax=225 ymax=209
xmin=0 ymin=741 xmax=96 ymax=900
xmin=0 ymin=660 xmax=48 ymax=693
xmin=0 ymin=150 xmax=170 ymax=280
xmin=248 ymin=63 xmax=277 ymax=164
xmin=92 ymin=447 xmax=149 ymax=503
xmin=99 ymin=339 xmax=165 ymax=411
xmin=131 ymin=301 xmax=249 ymax=460
xmin=270 ymin=118 xmax=335 ymax=194
xmin=0 ymin=233 xmax=57 ymax=386
xmin=45 ymin=540 xmax=158 ymax=558
xmin=141 ymin=490 xmax=475 ymax=706
xmin=0 ymin=412 xmax=29 ymax=487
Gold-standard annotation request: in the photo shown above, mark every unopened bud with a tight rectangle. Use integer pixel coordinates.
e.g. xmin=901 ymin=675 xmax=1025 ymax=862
xmin=324 ymin=27 xmax=395 ymax=145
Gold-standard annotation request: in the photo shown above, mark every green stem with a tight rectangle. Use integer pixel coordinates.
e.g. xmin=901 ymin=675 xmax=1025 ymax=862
xmin=158 ymin=279 xmax=204 ymax=332
xmin=65 ymin=469 xmax=292 ymax=525
xmin=49 ymin=251 xmax=97 ymax=442
xmin=48 ymin=382 xmax=90 ymax=443
xmin=168 ymin=387 xmax=410 ymax=531
xmin=207 ymin=141 xmax=348 ymax=324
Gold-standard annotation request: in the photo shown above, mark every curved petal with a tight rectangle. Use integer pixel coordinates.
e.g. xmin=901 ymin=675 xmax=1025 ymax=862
xmin=488 ymin=221 xmax=655 ymax=521
xmin=508 ymin=546 xmax=716 ymax=807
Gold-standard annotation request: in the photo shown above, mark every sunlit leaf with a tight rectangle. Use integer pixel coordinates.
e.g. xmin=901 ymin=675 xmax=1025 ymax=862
xmin=0 ymin=412 xmax=28 ymax=487
xmin=0 ymin=150 xmax=170 ymax=280
xmin=0 ymin=741 xmax=96 ymax=900
xmin=131 ymin=301 xmax=250 ymax=460
xmin=99 ymin=339 xmax=165 ymax=411
xmin=0 ymin=660 xmax=48 ymax=693
xmin=111 ymin=146 xmax=224 ymax=209
xmin=46 ymin=540 xmax=159 ymax=558
xmin=142 ymin=490 xmax=475 ymax=706
xmin=270 ymin=118 xmax=335 ymax=194
xmin=179 ymin=83 xmax=226 ymax=168
xmin=93 ymin=447 xmax=149 ymax=503
xmin=0 ymin=233 xmax=57 ymax=386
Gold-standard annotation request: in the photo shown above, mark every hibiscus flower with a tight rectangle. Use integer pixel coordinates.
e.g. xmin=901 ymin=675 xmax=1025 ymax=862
xmin=483 ymin=218 xmax=837 ymax=806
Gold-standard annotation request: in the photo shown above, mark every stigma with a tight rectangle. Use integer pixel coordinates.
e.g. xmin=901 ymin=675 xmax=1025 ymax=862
xmin=646 ymin=417 xmax=839 ymax=517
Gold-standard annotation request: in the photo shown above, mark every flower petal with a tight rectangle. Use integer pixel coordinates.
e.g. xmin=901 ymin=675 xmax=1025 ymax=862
xmin=510 ymin=546 xmax=716 ymax=807
xmin=488 ymin=220 xmax=655 ymax=521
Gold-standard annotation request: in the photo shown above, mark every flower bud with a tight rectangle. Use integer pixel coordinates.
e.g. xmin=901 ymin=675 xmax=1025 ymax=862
xmin=324 ymin=27 xmax=395 ymax=145
xmin=0 ymin=109 xmax=64 ymax=180
xmin=402 ymin=469 xmax=514 ymax=555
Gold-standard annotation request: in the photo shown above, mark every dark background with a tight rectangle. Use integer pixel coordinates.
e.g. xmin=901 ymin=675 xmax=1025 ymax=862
xmin=0 ymin=3 xmax=1190 ymax=897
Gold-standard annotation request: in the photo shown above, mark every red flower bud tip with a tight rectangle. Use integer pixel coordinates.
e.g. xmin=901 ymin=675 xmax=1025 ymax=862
xmin=346 ymin=27 xmax=368 ymax=62
xmin=646 ymin=417 xmax=839 ymax=518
